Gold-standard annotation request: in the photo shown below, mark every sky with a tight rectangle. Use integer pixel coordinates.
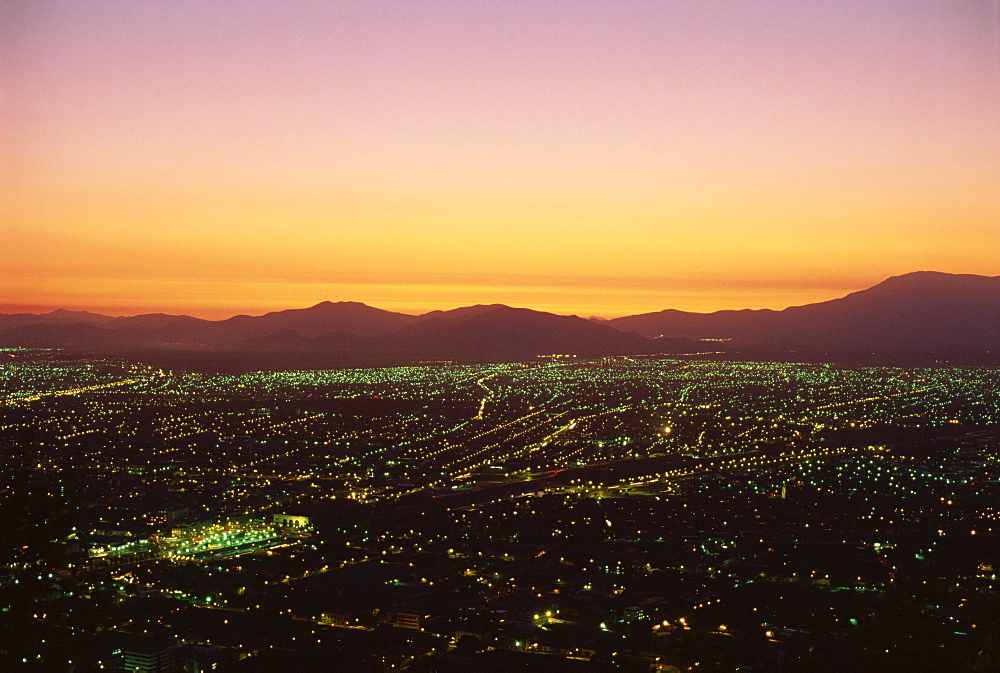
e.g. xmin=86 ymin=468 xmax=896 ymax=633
xmin=3 ymin=0 xmax=998 ymax=319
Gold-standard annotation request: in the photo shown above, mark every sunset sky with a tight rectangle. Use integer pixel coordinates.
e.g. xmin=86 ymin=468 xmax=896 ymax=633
xmin=3 ymin=0 xmax=998 ymax=319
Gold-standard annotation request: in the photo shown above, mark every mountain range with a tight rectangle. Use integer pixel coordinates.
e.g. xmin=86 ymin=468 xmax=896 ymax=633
xmin=1 ymin=272 xmax=997 ymax=368
xmin=608 ymin=271 xmax=1000 ymax=355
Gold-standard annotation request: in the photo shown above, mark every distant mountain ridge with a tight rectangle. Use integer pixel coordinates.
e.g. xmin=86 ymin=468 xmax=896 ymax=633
xmin=607 ymin=271 xmax=1000 ymax=355
xmin=0 ymin=300 xmax=677 ymax=362
xmin=386 ymin=305 xmax=656 ymax=358
xmin=1 ymin=272 xmax=997 ymax=366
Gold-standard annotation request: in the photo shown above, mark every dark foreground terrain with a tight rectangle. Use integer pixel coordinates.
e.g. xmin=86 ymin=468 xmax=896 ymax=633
xmin=2 ymin=348 xmax=999 ymax=671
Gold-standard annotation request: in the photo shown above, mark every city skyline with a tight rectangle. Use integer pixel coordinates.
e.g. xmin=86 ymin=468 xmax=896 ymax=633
xmin=4 ymin=1 xmax=999 ymax=319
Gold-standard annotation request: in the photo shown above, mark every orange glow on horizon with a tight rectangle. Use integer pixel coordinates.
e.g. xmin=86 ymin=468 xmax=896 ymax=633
xmin=3 ymin=2 xmax=997 ymax=318
xmin=0 ymin=276 xmax=962 ymax=322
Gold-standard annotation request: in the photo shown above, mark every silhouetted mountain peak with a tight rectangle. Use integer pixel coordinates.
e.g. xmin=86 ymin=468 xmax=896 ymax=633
xmin=41 ymin=309 xmax=114 ymax=325
xmin=797 ymin=272 xmax=1000 ymax=316
xmin=847 ymin=271 xmax=998 ymax=298
xmin=418 ymin=304 xmax=510 ymax=319
xmin=389 ymin=303 xmax=656 ymax=357
xmin=609 ymin=271 xmax=1000 ymax=356
xmin=309 ymin=300 xmax=370 ymax=310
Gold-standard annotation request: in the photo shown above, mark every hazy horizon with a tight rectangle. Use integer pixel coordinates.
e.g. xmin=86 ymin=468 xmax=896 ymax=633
xmin=0 ymin=282 xmax=861 ymax=320
xmin=1 ymin=269 xmax=994 ymax=321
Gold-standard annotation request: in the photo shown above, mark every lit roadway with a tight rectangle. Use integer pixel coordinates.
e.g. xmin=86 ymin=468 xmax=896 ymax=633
xmin=1 ymin=375 xmax=158 ymax=407
xmin=473 ymin=374 xmax=497 ymax=420
xmin=400 ymin=443 xmax=883 ymax=512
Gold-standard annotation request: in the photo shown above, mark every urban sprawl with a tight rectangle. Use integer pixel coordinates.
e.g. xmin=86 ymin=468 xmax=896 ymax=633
xmin=2 ymin=349 xmax=999 ymax=672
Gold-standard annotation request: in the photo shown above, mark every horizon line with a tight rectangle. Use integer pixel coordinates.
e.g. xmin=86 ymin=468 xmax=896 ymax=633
xmin=3 ymin=269 xmax=994 ymax=323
